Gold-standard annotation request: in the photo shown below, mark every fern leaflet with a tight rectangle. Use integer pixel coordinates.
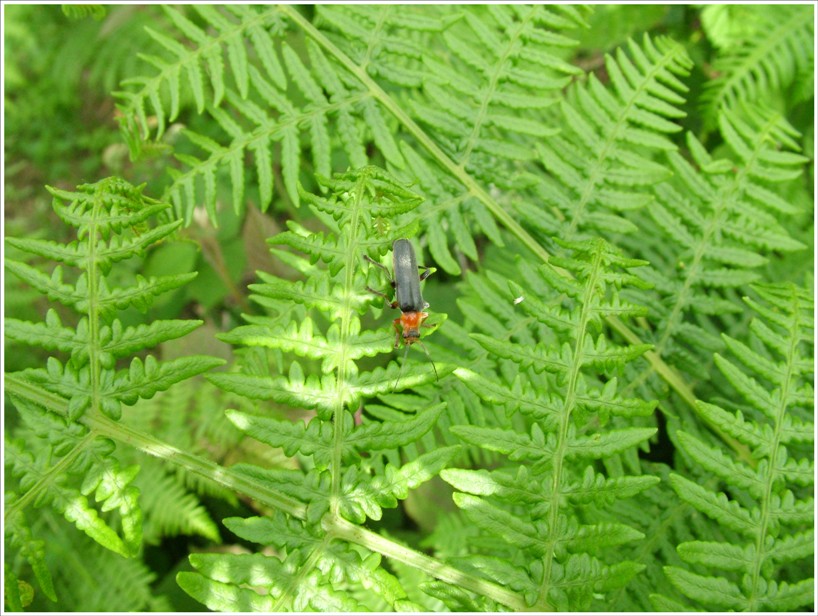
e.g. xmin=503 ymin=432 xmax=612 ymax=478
xmin=528 ymin=35 xmax=692 ymax=243
xmin=664 ymin=282 xmax=813 ymax=611
xmin=621 ymin=105 xmax=807 ymax=392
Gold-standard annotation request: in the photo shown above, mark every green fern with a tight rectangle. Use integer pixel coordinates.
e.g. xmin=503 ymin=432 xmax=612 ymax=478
xmin=4 ymin=490 xmax=57 ymax=610
xmin=328 ymin=4 xmax=590 ymax=273
xmin=441 ymin=239 xmax=659 ymax=610
xmin=603 ymin=463 xmax=710 ymax=611
xmin=364 ymin=5 xmax=585 ymax=270
xmin=3 ymin=178 xmax=223 ymax=606
xmin=119 ymin=381 xmax=233 ymax=545
xmin=5 ymin=178 xmax=223 ymax=420
xmin=123 ymin=378 xmax=248 ymax=504
xmin=662 ymin=282 xmax=814 ymax=611
xmin=116 ymin=5 xmax=590 ymax=271
xmin=527 ymin=34 xmax=692 ymax=243
xmin=116 ymin=5 xmax=320 ymax=219
xmin=5 ymin=5 xmax=816 ymax=613
xmin=700 ymin=5 xmax=814 ymax=124
xmin=116 ymin=6 xmax=287 ymax=142
xmin=19 ymin=510 xmax=172 ymax=611
xmin=61 ymin=5 xmax=107 ymax=21
xmin=621 ymin=105 xmax=807 ymax=394
xmin=180 ymin=167 xmax=475 ymax=610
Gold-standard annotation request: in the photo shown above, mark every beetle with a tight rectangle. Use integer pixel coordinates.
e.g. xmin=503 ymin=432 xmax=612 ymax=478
xmin=365 ymin=238 xmax=438 ymax=382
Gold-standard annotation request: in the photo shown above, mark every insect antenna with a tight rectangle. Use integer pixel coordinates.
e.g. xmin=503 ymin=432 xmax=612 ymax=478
xmin=417 ymin=338 xmax=439 ymax=381
xmin=393 ymin=342 xmax=412 ymax=391
xmin=393 ymin=339 xmax=438 ymax=391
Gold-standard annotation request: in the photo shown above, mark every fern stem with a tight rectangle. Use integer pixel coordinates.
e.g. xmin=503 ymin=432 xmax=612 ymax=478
xmin=324 ymin=515 xmax=533 ymax=611
xmin=747 ymin=286 xmax=801 ymax=609
xmin=3 ymin=373 xmax=309 ymax=520
xmin=538 ymin=243 xmax=603 ymax=608
xmin=98 ymin=420 xmax=307 ymax=520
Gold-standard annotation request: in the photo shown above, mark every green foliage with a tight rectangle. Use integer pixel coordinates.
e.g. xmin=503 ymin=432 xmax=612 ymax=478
xmin=700 ymin=5 xmax=814 ymax=124
xmin=529 ymin=35 xmax=692 ymax=243
xmin=5 ymin=5 xmax=165 ymax=180
xmin=5 ymin=178 xmax=223 ymax=421
xmin=61 ymin=5 xmax=107 ymax=21
xmin=4 ymin=178 xmax=223 ymax=608
xmin=176 ymin=168 xmax=464 ymax=610
xmin=4 ymin=4 xmax=814 ymax=613
xmin=620 ymin=105 xmax=808 ymax=390
xmin=8 ymin=508 xmax=173 ymax=611
xmin=442 ymin=240 xmax=660 ymax=610
xmin=663 ymin=283 xmax=814 ymax=611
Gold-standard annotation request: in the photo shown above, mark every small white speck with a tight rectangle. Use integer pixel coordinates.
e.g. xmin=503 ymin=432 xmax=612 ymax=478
xmin=513 ymin=295 xmax=525 ymax=305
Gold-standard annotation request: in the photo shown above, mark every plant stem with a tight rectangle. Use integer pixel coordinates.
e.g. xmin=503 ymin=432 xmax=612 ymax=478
xmin=324 ymin=515 xmax=534 ymax=611
xmin=4 ymin=373 xmax=307 ymax=519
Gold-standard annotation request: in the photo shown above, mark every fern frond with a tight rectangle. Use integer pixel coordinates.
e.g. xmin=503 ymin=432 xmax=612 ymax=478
xmin=529 ymin=34 xmax=692 ymax=243
xmin=5 ymin=406 xmax=142 ymax=558
xmin=196 ymin=166 xmax=473 ymax=610
xmin=4 ymin=178 xmax=222 ymax=569
xmin=180 ymin=510 xmax=425 ymax=611
xmin=3 ymin=488 xmax=58 ymax=608
xmin=225 ymin=404 xmax=444 ymax=471
xmin=441 ymin=239 xmax=660 ymax=610
xmin=383 ymin=4 xmax=588 ymax=272
xmin=121 ymin=378 xmax=246 ymax=505
xmin=61 ymin=5 xmax=107 ymax=21
xmin=5 ymin=178 xmax=223 ymax=420
xmin=115 ymin=5 xmax=287 ymax=144
xmin=700 ymin=5 xmax=814 ymax=125
xmin=9 ymin=5 xmax=816 ymax=612
xmin=595 ymin=463 xmax=713 ymax=611
xmin=26 ymin=511 xmax=169 ymax=611
xmin=409 ymin=6 xmax=583 ymax=160
xmin=161 ymin=25 xmax=413 ymax=221
xmin=135 ymin=460 xmax=221 ymax=544
xmin=665 ymin=282 xmax=814 ymax=611
xmin=122 ymin=4 xmax=589 ymax=275
xmin=622 ymin=105 xmax=807 ymax=387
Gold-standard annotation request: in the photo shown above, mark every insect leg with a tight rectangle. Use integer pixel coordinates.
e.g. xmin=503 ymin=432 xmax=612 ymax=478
xmin=364 ymin=254 xmax=394 ymax=280
xmin=366 ymin=286 xmax=398 ymax=310
xmin=392 ymin=318 xmax=403 ymax=348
